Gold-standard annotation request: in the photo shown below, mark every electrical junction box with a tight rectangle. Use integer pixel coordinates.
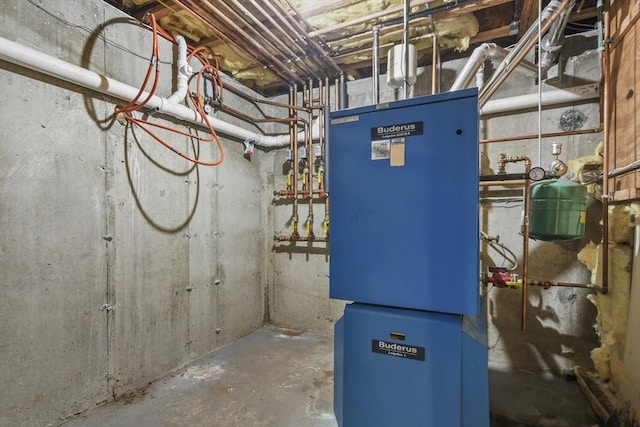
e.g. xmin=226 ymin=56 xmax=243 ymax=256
xmin=328 ymin=89 xmax=480 ymax=315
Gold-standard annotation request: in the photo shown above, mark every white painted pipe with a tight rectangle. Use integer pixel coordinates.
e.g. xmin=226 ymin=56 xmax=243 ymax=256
xmin=165 ymin=35 xmax=191 ymax=105
xmin=450 ymin=43 xmax=538 ymax=92
xmin=480 ymin=83 xmax=599 ymax=116
xmin=0 ymin=36 xmax=294 ymax=148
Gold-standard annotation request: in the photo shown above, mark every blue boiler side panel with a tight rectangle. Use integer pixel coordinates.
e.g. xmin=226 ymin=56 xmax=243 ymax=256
xmin=328 ymin=89 xmax=479 ymax=315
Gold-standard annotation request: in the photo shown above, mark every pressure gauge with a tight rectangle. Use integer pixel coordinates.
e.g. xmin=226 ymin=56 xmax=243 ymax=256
xmin=528 ymin=167 xmax=546 ymax=181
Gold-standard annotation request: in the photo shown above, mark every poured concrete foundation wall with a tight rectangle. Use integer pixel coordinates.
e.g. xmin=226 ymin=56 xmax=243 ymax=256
xmin=0 ymin=1 xmax=625 ymax=425
xmin=0 ymin=1 xmax=265 ymax=425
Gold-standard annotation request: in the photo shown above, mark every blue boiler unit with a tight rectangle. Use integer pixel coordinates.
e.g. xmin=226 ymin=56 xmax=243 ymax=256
xmin=329 ymin=88 xmax=488 ymax=427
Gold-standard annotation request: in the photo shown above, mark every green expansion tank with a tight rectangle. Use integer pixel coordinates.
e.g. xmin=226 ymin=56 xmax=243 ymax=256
xmin=529 ymin=179 xmax=587 ymax=241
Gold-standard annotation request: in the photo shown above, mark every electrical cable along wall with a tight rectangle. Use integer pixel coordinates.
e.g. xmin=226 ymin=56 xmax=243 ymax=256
xmin=113 ymin=14 xmax=225 ymax=166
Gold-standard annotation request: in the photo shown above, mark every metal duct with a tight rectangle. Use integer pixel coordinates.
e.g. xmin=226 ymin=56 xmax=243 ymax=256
xmin=539 ymin=0 xmax=575 ymax=73
xmin=478 ymin=0 xmax=576 ymax=108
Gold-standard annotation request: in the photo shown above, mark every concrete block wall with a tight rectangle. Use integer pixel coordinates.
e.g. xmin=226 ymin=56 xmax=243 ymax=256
xmin=0 ymin=1 xmax=266 ymax=425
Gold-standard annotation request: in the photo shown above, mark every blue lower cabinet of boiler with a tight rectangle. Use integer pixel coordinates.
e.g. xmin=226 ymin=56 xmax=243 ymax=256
xmin=334 ymin=303 xmax=488 ymax=427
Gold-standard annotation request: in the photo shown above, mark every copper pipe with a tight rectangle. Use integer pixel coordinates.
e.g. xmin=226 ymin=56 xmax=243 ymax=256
xmin=196 ymin=0 xmax=304 ymax=85
xmin=261 ymin=0 xmax=310 ymax=49
xmin=306 ymin=79 xmax=315 ymax=238
xmin=425 ymin=33 xmax=438 ymax=95
xmin=172 ymin=0 xmax=292 ymax=84
xmin=523 ymin=160 xmax=532 ymax=331
xmin=481 ymin=127 xmax=603 ymax=144
xmin=275 ymin=236 xmax=329 ymax=242
xmin=308 ymin=0 xmax=433 ymax=38
xmin=528 ymin=280 xmax=599 ymax=290
xmin=318 ymin=78 xmax=328 ymax=195
xmin=175 ymin=0 xmax=298 ymax=85
xmin=323 ymin=76 xmax=330 ymax=237
xmin=256 ymin=117 xmax=307 ymax=125
xmin=292 ymin=84 xmax=299 ymax=237
xmin=245 ymin=0 xmax=310 ymax=60
xmin=222 ymin=83 xmax=307 ymax=112
xmin=245 ymin=0 xmax=330 ymax=75
xmin=324 ymin=195 xmax=330 ymax=238
xmin=225 ymin=0 xmax=319 ymax=79
xmin=601 ymin=7 xmax=610 ymax=295
xmin=610 ymin=7 xmax=640 ymax=51
xmin=326 ymin=76 xmax=331 ymax=108
xmin=335 ymin=17 xmax=431 ymax=52
xmin=334 ymin=78 xmax=340 ymax=110
xmin=500 ymin=155 xmax=532 ymax=330
xmin=256 ymin=97 xmax=310 ymax=112
xmin=221 ymin=103 xmax=307 ymax=126
xmin=274 ymin=189 xmax=328 ymax=198
xmin=220 ymin=105 xmax=265 ymax=125
xmin=264 ymin=0 xmax=342 ymax=76
xmin=317 ymin=77 xmax=324 ymax=108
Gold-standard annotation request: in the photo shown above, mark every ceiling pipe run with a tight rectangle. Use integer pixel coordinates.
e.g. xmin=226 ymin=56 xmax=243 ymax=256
xmin=269 ymin=0 xmax=343 ymax=76
xmin=171 ymin=0 xmax=297 ymax=86
xmin=478 ymin=0 xmax=576 ymax=108
xmin=308 ymin=0 xmax=433 ymax=39
xmin=190 ymin=0 xmax=306 ymax=84
xmin=224 ymin=0 xmax=320 ymax=79
xmin=0 ymin=36 xmax=306 ymax=148
xmin=244 ymin=0 xmax=334 ymax=76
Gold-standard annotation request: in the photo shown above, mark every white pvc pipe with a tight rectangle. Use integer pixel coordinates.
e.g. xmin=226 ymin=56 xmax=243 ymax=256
xmin=480 ymin=83 xmax=599 ymax=116
xmin=0 ymin=36 xmax=294 ymax=148
xmin=451 ymin=43 xmax=538 ymax=92
xmin=165 ymin=35 xmax=190 ymax=105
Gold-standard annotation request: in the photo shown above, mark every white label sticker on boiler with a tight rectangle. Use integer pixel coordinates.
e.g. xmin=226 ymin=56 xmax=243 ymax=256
xmin=371 ymin=140 xmax=390 ymax=160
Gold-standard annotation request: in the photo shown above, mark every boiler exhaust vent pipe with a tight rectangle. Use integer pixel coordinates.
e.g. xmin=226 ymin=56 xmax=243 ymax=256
xmin=478 ymin=0 xmax=576 ymax=108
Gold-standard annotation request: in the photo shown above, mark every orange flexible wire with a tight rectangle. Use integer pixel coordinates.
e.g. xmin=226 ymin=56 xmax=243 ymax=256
xmin=116 ymin=14 xmax=160 ymax=114
xmin=128 ymin=117 xmax=224 ymax=166
xmin=120 ymin=14 xmax=225 ymax=166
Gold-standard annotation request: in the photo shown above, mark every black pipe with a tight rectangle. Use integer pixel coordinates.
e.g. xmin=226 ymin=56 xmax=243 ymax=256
xmin=339 ymin=73 xmax=348 ymax=109
xmin=480 ymin=173 xmax=528 ymax=182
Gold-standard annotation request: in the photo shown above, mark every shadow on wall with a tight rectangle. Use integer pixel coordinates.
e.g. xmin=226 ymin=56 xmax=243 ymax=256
xmin=80 ymin=16 xmax=138 ymax=131
xmin=74 ymin=16 xmax=205 ymax=233
xmin=123 ymin=123 xmax=201 ymax=233
xmin=488 ymin=285 xmax=596 ymax=372
xmin=484 ymin=186 xmax=601 ymax=373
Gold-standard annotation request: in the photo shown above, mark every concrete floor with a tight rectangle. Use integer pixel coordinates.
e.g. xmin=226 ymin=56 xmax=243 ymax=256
xmin=63 ymin=327 xmax=600 ymax=427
